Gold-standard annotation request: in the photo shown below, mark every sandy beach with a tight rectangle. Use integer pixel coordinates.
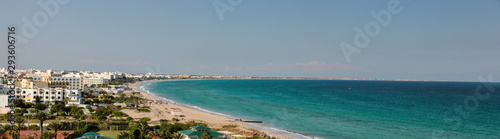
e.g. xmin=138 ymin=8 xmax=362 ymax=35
xmin=121 ymin=80 xmax=292 ymax=139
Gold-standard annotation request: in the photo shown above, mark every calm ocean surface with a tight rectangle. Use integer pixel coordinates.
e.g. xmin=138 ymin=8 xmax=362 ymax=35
xmin=140 ymin=79 xmax=500 ymax=139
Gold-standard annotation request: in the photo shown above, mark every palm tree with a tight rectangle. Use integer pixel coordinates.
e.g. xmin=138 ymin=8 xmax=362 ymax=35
xmin=25 ymin=114 xmax=32 ymax=138
xmin=33 ymin=103 xmax=47 ymax=113
xmin=33 ymin=112 xmax=48 ymax=137
xmin=47 ymin=121 xmax=63 ymax=139
xmin=137 ymin=124 xmax=149 ymax=139
xmin=14 ymin=116 xmax=26 ymax=139
xmin=117 ymin=132 xmax=133 ymax=139
xmin=202 ymin=131 xmax=212 ymax=139
xmin=164 ymin=131 xmax=172 ymax=139
xmin=41 ymin=131 xmax=56 ymax=139
xmin=62 ymin=97 xmax=70 ymax=105
xmin=61 ymin=132 xmax=69 ymax=139
xmin=0 ymin=124 xmax=9 ymax=139
xmin=8 ymin=130 xmax=19 ymax=139
xmin=148 ymin=129 xmax=165 ymax=139
xmin=172 ymin=132 xmax=185 ymax=139
xmin=136 ymin=118 xmax=151 ymax=139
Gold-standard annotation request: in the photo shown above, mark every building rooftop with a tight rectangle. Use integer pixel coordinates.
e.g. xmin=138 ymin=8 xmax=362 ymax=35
xmin=83 ymin=132 xmax=100 ymax=136
xmin=75 ymin=132 xmax=113 ymax=139
xmin=181 ymin=130 xmax=223 ymax=139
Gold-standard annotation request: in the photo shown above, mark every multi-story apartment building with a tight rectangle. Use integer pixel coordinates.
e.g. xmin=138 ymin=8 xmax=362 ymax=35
xmin=50 ymin=77 xmax=83 ymax=90
xmin=81 ymin=71 xmax=124 ymax=80
xmin=83 ymin=78 xmax=109 ymax=86
xmin=0 ymin=86 xmax=83 ymax=107
xmin=13 ymin=88 xmax=82 ymax=105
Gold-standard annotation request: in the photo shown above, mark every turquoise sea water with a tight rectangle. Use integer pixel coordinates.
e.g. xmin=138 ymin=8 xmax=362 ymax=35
xmin=140 ymin=79 xmax=500 ymax=138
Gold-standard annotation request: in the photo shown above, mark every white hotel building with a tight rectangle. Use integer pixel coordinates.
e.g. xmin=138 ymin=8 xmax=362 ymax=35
xmin=84 ymin=78 xmax=109 ymax=86
xmin=0 ymin=86 xmax=83 ymax=107
xmin=50 ymin=77 xmax=84 ymax=90
xmin=31 ymin=76 xmax=84 ymax=90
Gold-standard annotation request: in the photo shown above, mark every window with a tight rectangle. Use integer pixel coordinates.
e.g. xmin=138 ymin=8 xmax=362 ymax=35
xmin=45 ymin=96 xmax=48 ymax=99
xmin=33 ymin=91 xmax=36 ymax=94
xmin=57 ymin=97 xmax=60 ymax=99
xmin=46 ymin=92 xmax=49 ymax=94
xmin=58 ymin=92 xmax=61 ymax=94
xmin=23 ymin=91 xmax=26 ymax=94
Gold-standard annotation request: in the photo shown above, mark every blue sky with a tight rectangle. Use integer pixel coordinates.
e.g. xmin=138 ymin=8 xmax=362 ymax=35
xmin=1 ymin=0 xmax=499 ymax=81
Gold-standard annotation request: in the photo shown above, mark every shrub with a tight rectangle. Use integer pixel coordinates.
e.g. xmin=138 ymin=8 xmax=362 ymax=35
xmin=98 ymin=123 xmax=109 ymax=130
xmin=28 ymin=125 xmax=39 ymax=130
xmin=186 ymin=120 xmax=207 ymax=127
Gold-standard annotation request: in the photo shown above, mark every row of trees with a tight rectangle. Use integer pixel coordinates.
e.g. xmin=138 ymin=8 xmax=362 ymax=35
xmin=50 ymin=104 xmax=85 ymax=121
xmin=85 ymin=84 xmax=110 ymax=88
xmin=0 ymin=112 xmax=104 ymax=139
xmin=0 ymin=96 xmax=86 ymax=139
xmin=80 ymin=90 xmax=144 ymax=107
xmin=108 ymin=78 xmax=137 ymax=85
xmin=12 ymin=99 xmax=60 ymax=110
xmin=0 ymin=104 xmax=54 ymax=139
xmin=9 ymin=100 xmax=83 ymax=119
xmin=0 ymin=120 xmax=68 ymax=139
xmin=116 ymin=118 xmax=208 ymax=139
xmin=82 ymin=92 xmax=144 ymax=108
xmin=3 ymin=84 xmax=190 ymax=139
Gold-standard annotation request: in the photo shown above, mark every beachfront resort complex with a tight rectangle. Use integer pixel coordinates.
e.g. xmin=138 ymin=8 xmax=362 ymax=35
xmin=0 ymin=68 xmax=279 ymax=139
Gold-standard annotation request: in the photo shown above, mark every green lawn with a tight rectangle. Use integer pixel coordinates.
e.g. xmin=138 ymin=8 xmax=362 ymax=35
xmin=97 ymin=130 xmax=128 ymax=138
